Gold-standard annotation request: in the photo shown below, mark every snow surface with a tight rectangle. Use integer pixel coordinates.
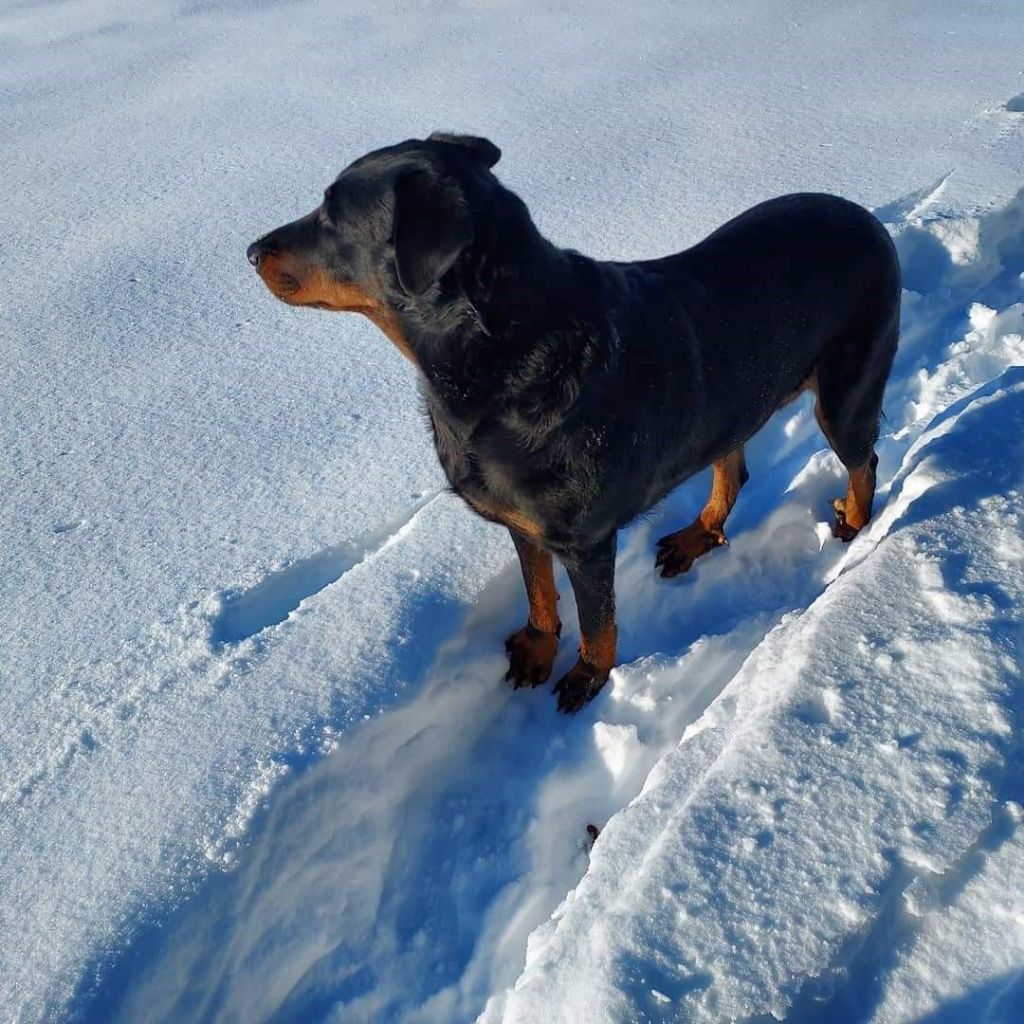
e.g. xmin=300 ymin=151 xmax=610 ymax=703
xmin=2 ymin=1 xmax=1024 ymax=1022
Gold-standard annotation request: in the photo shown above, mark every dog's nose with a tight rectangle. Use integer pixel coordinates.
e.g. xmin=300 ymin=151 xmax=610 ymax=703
xmin=246 ymin=241 xmax=264 ymax=268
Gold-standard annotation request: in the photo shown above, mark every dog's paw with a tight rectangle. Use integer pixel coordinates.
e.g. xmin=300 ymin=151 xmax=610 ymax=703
xmin=655 ymin=522 xmax=727 ymax=578
xmin=831 ymin=498 xmax=860 ymax=543
xmin=504 ymin=623 xmax=559 ymax=689
xmin=552 ymin=658 xmax=609 ymax=713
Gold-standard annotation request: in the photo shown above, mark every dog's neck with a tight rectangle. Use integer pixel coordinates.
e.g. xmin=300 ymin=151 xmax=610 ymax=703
xmin=359 ymin=304 xmax=417 ymax=363
xmin=407 ymin=248 xmax=570 ymax=373
xmin=387 ymin=239 xmax=618 ymax=430
xmin=367 ymin=185 xmax=619 ymax=423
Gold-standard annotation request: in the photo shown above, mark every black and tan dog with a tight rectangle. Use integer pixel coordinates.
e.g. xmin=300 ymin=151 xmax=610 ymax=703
xmin=247 ymin=133 xmax=900 ymax=712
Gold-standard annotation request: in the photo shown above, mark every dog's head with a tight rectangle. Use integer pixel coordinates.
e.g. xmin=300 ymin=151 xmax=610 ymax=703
xmin=246 ymin=133 xmax=502 ymax=320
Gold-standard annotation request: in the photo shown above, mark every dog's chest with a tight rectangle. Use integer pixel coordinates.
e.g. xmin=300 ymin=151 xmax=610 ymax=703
xmin=428 ymin=406 xmax=546 ymax=540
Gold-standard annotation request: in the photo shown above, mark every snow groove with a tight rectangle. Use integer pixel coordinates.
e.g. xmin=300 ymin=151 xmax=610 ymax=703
xmin=210 ymin=490 xmax=441 ymax=644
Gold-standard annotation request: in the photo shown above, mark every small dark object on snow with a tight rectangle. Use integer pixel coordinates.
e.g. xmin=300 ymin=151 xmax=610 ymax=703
xmin=249 ymin=133 xmax=900 ymax=712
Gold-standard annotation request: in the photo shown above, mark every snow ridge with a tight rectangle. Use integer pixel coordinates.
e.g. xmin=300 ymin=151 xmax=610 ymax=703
xmin=210 ymin=490 xmax=442 ymax=645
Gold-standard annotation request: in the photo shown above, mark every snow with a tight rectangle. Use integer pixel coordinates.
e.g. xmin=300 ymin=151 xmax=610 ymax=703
xmin=2 ymin=1 xmax=1024 ymax=1021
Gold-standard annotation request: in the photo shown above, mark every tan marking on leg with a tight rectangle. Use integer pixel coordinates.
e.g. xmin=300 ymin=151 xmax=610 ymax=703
xmin=656 ymin=447 xmax=747 ymax=577
xmin=838 ymin=459 xmax=876 ymax=531
xmin=832 ymin=455 xmax=877 ymax=541
xmin=470 ymin=500 xmax=546 ymax=543
xmin=699 ymin=447 xmax=748 ymax=533
xmin=580 ymin=620 xmax=617 ymax=672
xmin=505 ymin=534 xmax=560 ymax=688
xmin=521 ymin=544 xmax=560 ymax=634
xmin=502 ymin=508 xmax=545 ymax=542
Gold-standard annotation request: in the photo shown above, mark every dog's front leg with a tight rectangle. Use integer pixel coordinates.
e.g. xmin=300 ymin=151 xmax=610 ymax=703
xmin=553 ymin=535 xmax=618 ymax=713
xmin=505 ymin=530 xmax=561 ymax=688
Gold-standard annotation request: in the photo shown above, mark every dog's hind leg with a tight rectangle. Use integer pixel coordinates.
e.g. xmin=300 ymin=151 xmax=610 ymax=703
xmin=655 ymin=446 xmax=748 ymax=578
xmin=505 ymin=530 xmax=561 ymax=688
xmin=812 ymin=317 xmax=898 ymax=542
xmin=830 ymin=456 xmax=878 ymax=541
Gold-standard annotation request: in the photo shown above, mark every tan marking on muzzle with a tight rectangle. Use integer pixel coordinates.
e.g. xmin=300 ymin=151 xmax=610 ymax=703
xmin=255 ymin=254 xmax=416 ymax=364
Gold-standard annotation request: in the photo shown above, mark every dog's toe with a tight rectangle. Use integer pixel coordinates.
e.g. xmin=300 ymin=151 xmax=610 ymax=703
xmin=504 ymin=623 xmax=558 ymax=689
xmin=654 ymin=522 xmax=725 ymax=577
xmin=830 ymin=498 xmax=860 ymax=543
xmin=552 ymin=658 xmax=609 ymax=713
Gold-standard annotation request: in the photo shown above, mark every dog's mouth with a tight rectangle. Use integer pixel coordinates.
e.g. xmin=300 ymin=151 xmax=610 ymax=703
xmin=252 ymin=253 xmax=379 ymax=314
xmin=258 ymin=268 xmax=340 ymax=310
xmin=252 ymin=257 xmax=300 ymax=299
xmin=262 ymin=269 xmax=301 ymax=299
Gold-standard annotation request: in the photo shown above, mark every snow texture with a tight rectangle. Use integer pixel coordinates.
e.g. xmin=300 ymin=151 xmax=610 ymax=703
xmin=2 ymin=1 xmax=1024 ymax=1022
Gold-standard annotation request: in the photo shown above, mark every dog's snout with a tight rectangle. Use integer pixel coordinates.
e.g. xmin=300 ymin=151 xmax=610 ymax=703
xmin=248 ymin=238 xmax=279 ymax=268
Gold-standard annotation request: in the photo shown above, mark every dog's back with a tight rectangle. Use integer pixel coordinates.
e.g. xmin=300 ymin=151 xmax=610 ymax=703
xmin=590 ymin=193 xmax=900 ymax=524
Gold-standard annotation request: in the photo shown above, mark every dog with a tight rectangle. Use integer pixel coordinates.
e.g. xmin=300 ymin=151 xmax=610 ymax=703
xmin=247 ymin=133 xmax=900 ymax=713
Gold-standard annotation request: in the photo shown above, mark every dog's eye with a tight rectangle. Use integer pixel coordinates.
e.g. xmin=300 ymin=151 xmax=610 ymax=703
xmin=317 ymin=204 xmax=334 ymax=227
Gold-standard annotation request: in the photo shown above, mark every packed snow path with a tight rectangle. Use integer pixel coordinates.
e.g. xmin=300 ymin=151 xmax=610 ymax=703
xmin=3 ymin=1 xmax=1024 ymax=1021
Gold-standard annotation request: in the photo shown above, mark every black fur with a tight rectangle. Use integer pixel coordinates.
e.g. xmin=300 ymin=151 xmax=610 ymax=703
xmin=248 ymin=133 xmax=901 ymax=712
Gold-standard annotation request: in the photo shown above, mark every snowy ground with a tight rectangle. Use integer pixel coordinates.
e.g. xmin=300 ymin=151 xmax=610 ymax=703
xmin=2 ymin=1 xmax=1024 ymax=1022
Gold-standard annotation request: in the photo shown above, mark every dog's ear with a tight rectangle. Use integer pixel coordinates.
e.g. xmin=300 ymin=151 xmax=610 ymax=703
xmin=392 ymin=168 xmax=474 ymax=296
xmin=428 ymin=132 xmax=501 ymax=169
